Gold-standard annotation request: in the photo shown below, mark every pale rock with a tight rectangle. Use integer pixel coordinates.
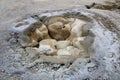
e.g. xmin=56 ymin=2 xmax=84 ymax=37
xmin=37 ymin=45 xmax=56 ymax=55
xmin=67 ymin=19 xmax=86 ymax=40
xmin=19 ymin=22 xmax=43 ymax=47
xmin=36 ymin=24 xmax=50 ymax=39
xmin=16 ymin=21 xmax=50 ymax=47
xmin=67 ymin=18 xmax=75 ymax=23
xmin=48 ymin=21 xmax=71 ymax=40
xmin=27 ymin=23 xmax=49 ymax=44
xmin=37 ymin=39 xmax=57 ymax=55
xmin=72 ymin=37 xmax=86 ymax=51
xmin=31 ymin=46 xmax=81 ymax=64
xmin=56 ymin=40 xmax=70 ymax=49
xmin=13 ymin=17 xmax=88 ymax=64
xmin=57 ymin=46 xmax=80 ymax=57
xmin=47 ymin=16 xmax=71 ymax=40
xmin=39 ymin=39 xmax=57 ymax=48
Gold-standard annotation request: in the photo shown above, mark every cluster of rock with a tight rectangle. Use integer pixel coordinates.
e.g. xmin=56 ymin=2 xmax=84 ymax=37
xmin=13 ymin=16 xmax=88 ymax=64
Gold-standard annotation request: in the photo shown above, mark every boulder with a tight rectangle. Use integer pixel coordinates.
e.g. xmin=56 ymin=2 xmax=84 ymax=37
xmin=37 ymin=39 xmax=57 ymax=55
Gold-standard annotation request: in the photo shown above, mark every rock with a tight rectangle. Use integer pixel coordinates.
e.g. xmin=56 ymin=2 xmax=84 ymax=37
xmin=67 ymin=18 xmax=76 ymax=23
xmin=57 ymin=46 xmax=80 ymax=57
xmin=31 ymin=46 xmax=81 ymax=64
xmin=72 ymin=37 xmax=86 ymax=50
xmin=24 ymin=23 xmax=49 ymax=46
xmin=16 ymin=21 xmax=49 ymax=47
xmin=56 ymin=40 xmax=71 ymax=49
xmin=67 ymin=19 xmax=86 ymax=40
xmin=37 ymin=45 xmax=57 ymax=55
xmin=48 ymin=17 xmax=70 ymax=40
xmin=35 ymin=24 xmax=50 ymax=39
xmin=37 ymin=39 xmax=57 ymax=55
xmin=39 ymin=39 xmax=57 ymax=48
xmin=48 ymin=21 xmax=71 ymax=40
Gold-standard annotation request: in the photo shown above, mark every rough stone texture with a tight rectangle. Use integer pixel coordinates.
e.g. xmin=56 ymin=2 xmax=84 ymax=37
xmin=0 ymin=3 xmax=120 ymax=80
xmin=37 ymin=39 xmax=57 ymax=55
xmin=12 ymin=16 xmax=87 ymax=65
xmin=56 ymin=41 xmax=70 ymax=49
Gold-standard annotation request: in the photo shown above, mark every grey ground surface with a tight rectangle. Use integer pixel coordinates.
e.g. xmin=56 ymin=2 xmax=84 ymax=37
xmin=0 ymin=0 xmax=120 ymax=80
xmin=0 ymin=0 xmax=115 ymax=31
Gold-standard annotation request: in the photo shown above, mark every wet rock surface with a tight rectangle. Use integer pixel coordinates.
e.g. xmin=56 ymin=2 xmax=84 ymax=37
xmin=0 ymin=8 xmax=120 ymax=80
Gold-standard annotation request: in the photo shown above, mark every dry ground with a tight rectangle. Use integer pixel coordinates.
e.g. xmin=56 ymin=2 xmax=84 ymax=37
xmin=0 ymin=0 xmax=115 ymax=31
